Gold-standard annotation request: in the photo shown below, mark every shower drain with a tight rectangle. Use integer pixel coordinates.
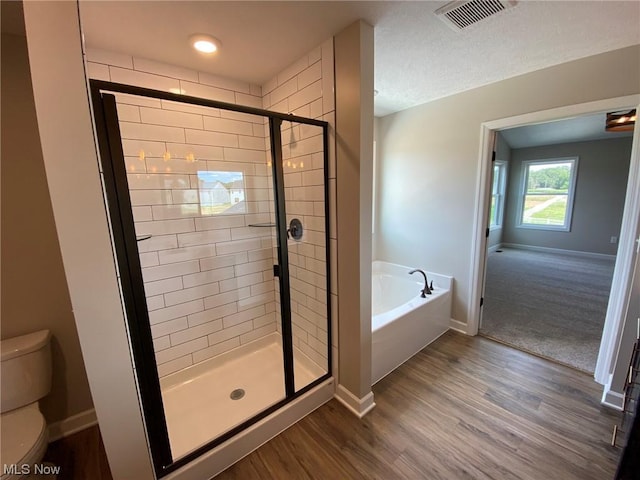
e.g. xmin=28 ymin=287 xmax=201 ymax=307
xmin=230 ymin=388 xmax=245 ymax=400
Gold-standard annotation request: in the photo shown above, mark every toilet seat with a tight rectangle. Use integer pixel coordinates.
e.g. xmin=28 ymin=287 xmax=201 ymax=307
xmin=0 ymin=402 xmax=48 ymax=480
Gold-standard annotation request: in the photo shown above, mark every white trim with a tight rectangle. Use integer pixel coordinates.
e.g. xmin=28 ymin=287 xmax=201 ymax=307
xmin=595 ymin=103 xmax=640 ymax=384
xmin=334 ymin=384 xmax=376 ymax=418
xmin=479 ymin=96 xmax=640 ymax=131
xmin=490 ymin=160 xmax=507 ymax=229
xmin=487 ymin=243 xmax=503 ymax=253
xmin=601 ymin=391 xmax=624 ymax=411
xmin=516 ymin=157 xmax=579 ymax=232
xmin=449 ymin=319 xmax=468 ymax=334
xmin=470 ymin=96 xmax=640 ymax=356
xmin=501 ymin=243 xmax=616 ymax=261
xmin=48 ymin=408 xmax=98 ymax=442
xmin=601 ymin=375 xmax=625 ymax=411
xmin=469 ymin=125 xmax=496 ymax=335
xmin=166 ymin=379 xmax=334 ymax=480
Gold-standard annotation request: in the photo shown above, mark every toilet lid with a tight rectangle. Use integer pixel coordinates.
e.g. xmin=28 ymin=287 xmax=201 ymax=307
xmin=0 ymin=403 xmax=46 ymax=466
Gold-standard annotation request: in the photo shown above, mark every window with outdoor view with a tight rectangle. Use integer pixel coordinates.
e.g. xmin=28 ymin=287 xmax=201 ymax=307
xmin=519 ymin=158 xmax=578 ymax=231
xmin=197 ymin=170 xmax=246 ymax=215
xmin=490 ymin=160 xmax=506 ymax=229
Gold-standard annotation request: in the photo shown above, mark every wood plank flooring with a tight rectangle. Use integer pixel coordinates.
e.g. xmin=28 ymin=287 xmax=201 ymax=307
xmin=42 ymin=423 xmax=112 ymax=480
xmin=217 ymin=332 xmax=620 ymax=480
xmin=43 ymin=332 xmax=621 ymax=479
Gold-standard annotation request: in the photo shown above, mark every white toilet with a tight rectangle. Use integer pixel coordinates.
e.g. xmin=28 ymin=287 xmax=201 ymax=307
xmin=1 ymin=330 xmax=52 ymax=480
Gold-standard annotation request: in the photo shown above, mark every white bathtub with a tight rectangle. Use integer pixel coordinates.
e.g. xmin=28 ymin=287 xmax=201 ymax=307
xmin=371 ymin=261 xmax=453 ymax=384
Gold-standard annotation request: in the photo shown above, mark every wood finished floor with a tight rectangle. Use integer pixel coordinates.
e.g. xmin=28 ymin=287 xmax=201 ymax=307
xmin=45 ymin=332 xmax=621 ymax=479
xmin=42 ymin=423 xmax=112 ymax=480
xmin=217 ymin=332 xmax=620 ymax=480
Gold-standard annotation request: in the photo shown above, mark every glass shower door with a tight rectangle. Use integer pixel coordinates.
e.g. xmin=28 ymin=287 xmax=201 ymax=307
xmin=280 ymin=120 xmax=330 ymax=392
xmin=96 ymin=89 xmax=287 ymax=463
xmin=91 ymin=81 xmax=331 ymax=475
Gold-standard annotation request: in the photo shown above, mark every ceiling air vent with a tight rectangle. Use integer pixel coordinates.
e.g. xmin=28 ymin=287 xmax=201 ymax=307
xmin=435 ymin=0 xmax=517 ymax=31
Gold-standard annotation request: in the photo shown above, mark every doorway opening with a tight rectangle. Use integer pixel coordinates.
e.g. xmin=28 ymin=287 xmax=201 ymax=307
xmin=479 ymin=116 xmax=633 ymax=373
xmin=470 ymin=96 xmax=640 ymax=391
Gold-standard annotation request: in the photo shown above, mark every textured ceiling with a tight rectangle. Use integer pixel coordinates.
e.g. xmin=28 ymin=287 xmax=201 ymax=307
xmin=372 ymin=1 xmax=640 ymax=116
xmin=52 ymin=1 xmax=640 ymax=117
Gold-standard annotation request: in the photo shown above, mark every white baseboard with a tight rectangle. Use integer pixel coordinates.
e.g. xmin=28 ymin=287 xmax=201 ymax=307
xmin=487 ymin=243 xmax=503 ymax=253
xmin=502 ymin=243 xmax=616 ymax=260
xmin=334 ymin=384 xmax=375 ymax=418
xmin=601 ymin=374 xmax=625 ymax=411
xmin=449 ymin=319 xmax=468 ymax=334
xmin=48 ymin=408 xmax=97 ymax=442
xmin=601 ymin=387 xmax=625 ymax=411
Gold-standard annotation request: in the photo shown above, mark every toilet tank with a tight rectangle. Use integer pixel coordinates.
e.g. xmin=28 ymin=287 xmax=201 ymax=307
xmin=1 ymin=330 xmax=52 ymax=413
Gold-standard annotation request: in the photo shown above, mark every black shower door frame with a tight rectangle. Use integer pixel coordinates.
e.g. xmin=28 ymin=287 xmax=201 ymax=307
xmin=90 ymin=80 xmax=332 ymax=477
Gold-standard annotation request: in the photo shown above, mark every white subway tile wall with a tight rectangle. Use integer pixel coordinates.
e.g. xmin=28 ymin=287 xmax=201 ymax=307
xmin=262 ymin=40 xmax=335 ymax=374
xmin=87 ymin=39 xmax=336 ymax=379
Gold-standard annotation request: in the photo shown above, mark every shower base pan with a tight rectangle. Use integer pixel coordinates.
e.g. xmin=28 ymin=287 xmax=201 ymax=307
xmin=159 ymin=332 xmax=324 ymax=460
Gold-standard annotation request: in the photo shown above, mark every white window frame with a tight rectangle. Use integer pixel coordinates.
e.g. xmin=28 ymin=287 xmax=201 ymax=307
xmin=489 ymin=160 xmax=507 ymax=230
xmin=517 ymin=156 xmax=579 ymax=232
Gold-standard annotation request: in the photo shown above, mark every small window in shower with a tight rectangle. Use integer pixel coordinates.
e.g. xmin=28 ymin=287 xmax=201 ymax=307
xmin=197 ymin=170 xmax=246 ymax=215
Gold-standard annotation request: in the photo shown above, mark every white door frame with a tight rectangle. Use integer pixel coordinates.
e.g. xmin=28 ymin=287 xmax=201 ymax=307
xmin=468 ymin=95 xmax=640 ymax=386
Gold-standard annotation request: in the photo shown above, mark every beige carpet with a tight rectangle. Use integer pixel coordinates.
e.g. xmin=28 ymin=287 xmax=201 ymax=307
xmin=479 ymin=247 xmax=615 ymax=373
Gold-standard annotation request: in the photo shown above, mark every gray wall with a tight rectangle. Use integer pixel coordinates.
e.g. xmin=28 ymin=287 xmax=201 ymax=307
xmin=1 ymin=31 xmax=94 ymax=424
xmin=503 ymin=137 xmax=632 ymax=255
xmin=376 ymin=45 xmax=639 ymax=324
xmin=488 ymin=132 xmax=511 ymax=248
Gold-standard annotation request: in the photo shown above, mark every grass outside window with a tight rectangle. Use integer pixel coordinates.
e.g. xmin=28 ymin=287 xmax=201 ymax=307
xmin=519 ymin=158 xmax=578 ymax=231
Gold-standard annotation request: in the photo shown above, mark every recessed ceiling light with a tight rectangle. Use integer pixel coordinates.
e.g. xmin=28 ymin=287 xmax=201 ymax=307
xmin=189 ymin=34 xmax=221 ymax=54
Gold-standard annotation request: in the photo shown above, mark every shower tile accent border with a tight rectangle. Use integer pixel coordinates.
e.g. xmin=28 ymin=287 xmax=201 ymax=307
xmin=86 ymin=38 xmax=337 ymax=380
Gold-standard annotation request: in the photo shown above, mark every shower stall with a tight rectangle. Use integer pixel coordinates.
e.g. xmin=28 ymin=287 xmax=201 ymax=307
xmin=90 ymin=80 xmax=332 ymax=476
